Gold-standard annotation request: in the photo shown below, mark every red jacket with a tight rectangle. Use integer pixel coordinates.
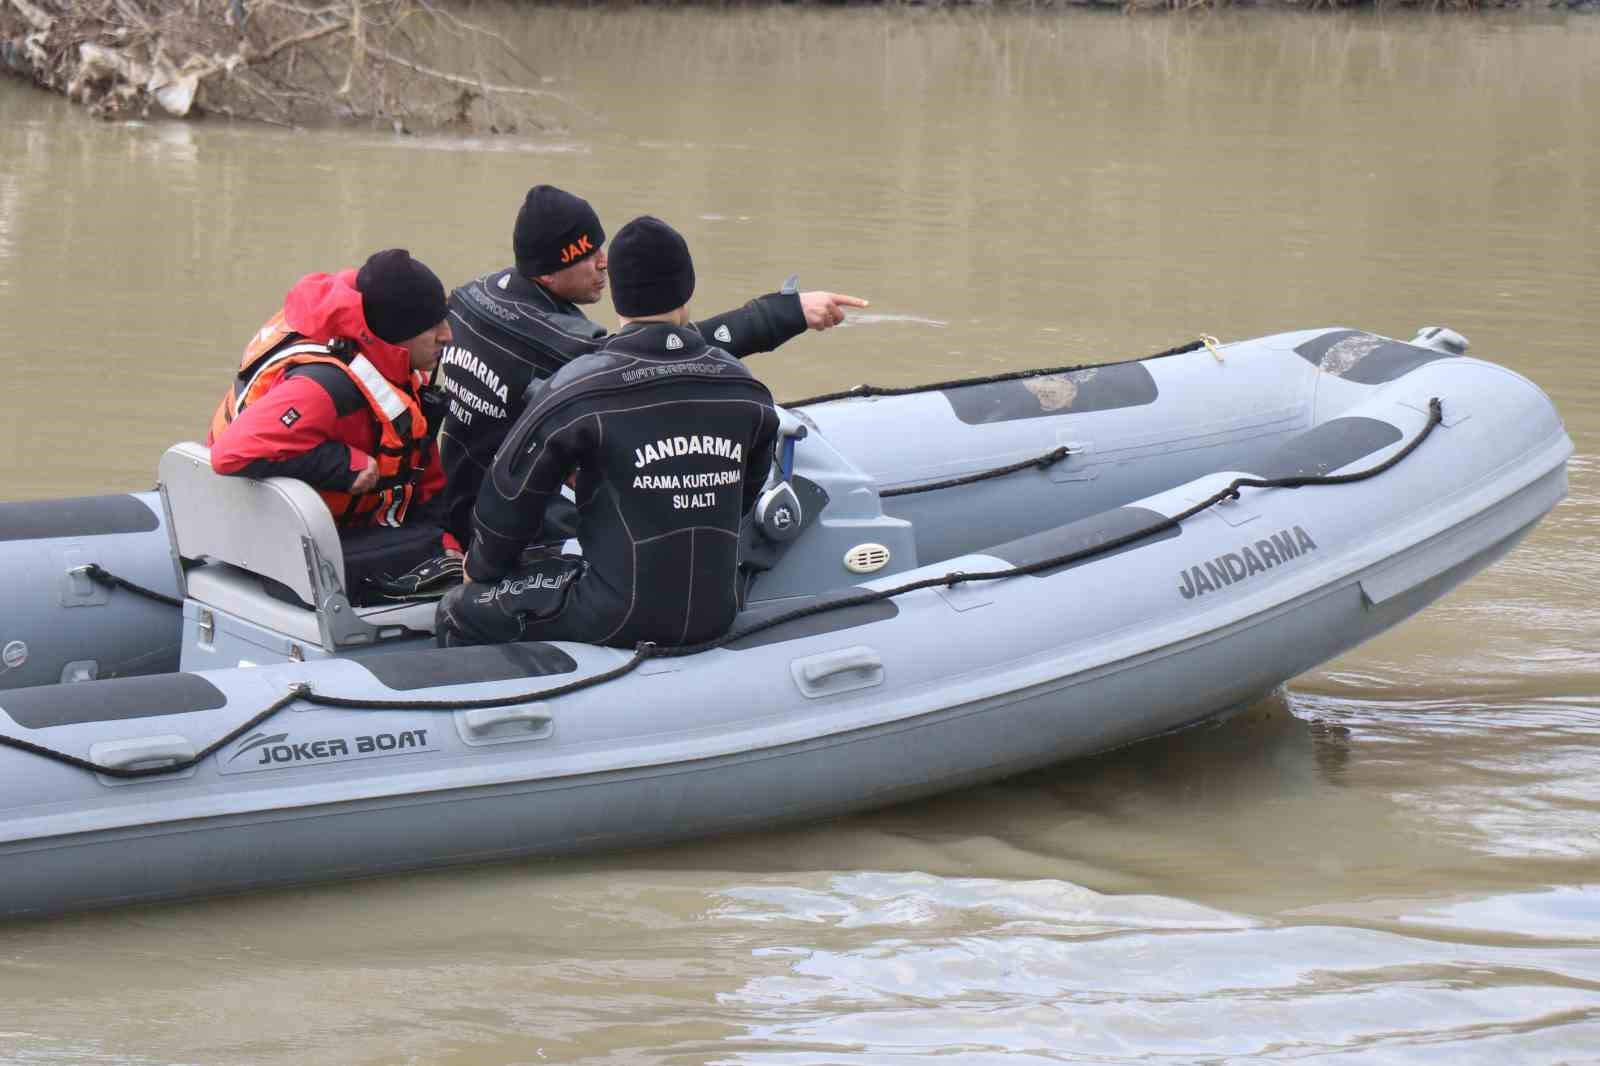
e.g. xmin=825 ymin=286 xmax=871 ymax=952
xmin=207 ymin=269 xmax=449 ymax=533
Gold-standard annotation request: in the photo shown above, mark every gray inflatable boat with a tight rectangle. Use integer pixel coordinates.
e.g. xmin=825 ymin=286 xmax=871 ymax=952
xmin=0 ymin=327 xmax=1572 ymax=918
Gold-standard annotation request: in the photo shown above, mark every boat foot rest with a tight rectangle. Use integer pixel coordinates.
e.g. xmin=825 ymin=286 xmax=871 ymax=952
xmin=186 ymin=563 xmax=438 ymax=649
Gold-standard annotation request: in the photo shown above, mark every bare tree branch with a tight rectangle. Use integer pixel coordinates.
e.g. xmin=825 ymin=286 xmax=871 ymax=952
xmin=252 ymin=16 xmax=348 ymax=65
xmin=337 ymin=0 xmax=361 ymax=94
xmin=6 ymin=0 xmax=53 ymax=32
xmin=367 ymin=45 xmax=581 ymax=111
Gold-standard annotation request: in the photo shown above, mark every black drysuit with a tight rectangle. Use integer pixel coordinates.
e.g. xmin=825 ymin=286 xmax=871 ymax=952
xmin=437 ymin=268 xmax=806 ymax=545
xmin=438 ymin=323 xmax=780 ymax=649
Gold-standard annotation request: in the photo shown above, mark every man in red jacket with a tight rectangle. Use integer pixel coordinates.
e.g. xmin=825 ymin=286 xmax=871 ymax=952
xmin=208 ymin=249 xmax=462 ymax=604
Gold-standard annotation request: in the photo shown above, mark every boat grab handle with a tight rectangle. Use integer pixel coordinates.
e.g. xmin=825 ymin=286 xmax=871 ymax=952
xmin=459 ymin=705 xmax=554 ymax=740
xmin=87 ymin=735 xmax=200 ymax=785
xmin=791 ymin=646 xmax=884 ymax=699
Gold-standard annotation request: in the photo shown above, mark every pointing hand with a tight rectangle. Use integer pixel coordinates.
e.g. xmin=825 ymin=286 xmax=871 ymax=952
xmin=799 ymin=291 xmax=869 ymax=332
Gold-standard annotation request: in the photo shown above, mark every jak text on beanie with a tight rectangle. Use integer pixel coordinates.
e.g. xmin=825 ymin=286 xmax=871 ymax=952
xmin=513 ymin=185 xmax=605 ymax=279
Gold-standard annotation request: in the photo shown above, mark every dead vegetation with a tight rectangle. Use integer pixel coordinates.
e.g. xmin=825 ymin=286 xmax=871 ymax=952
xmin=0 ymin=0 xmax=568 ymax=131
xmin=1 ymin=0 xmax=1550 ymax=128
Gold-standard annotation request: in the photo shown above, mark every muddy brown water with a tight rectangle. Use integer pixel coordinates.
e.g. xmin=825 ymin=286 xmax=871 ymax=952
xmin=1 ymin=7 xmax=1597 ymax=1063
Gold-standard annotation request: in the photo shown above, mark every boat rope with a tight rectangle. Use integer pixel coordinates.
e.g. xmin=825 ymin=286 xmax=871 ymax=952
xmin=0 ymin=398 xmax=1444 ymax=780
xmin=879 ymin=445 xmax=1071 ymax=498
xmin=71 ymin=563 xmax=182 ymax=609
xmin=781 ymin=338 xmax=1206 ymax=408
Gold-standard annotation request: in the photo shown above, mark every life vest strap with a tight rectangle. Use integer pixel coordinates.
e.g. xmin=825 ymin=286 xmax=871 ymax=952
xmin=234 ymin=342 xmax=342 ymax=417
xmin=347 ymin=354 xmax=410 ymax=423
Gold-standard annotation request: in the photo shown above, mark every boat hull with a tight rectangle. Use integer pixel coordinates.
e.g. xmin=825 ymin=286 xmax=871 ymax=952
xmin=0 ymin=484 xmax=1552 ymax=919
xmin=0 ymin=328 xmax=1573 ymax=917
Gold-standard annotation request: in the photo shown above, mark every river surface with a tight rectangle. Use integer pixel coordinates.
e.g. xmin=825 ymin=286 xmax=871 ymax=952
xmin=1 ymin=6 xmax=1598 ymax=1063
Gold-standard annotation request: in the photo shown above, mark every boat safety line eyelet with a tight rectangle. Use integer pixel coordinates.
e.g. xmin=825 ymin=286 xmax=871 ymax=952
xmin=1201 ymin=335 xmax=1224 ymax=362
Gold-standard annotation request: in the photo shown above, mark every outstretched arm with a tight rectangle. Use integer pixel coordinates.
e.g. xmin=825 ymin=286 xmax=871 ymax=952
xmin=692 ymin=287 xmax=869 ymax=359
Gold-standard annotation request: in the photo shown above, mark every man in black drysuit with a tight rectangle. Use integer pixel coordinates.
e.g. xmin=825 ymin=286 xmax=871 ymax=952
xmin=436 ymin=216 xmax=781 ymax=649
xmin=436 ymin=184 xmax=865 ymax=546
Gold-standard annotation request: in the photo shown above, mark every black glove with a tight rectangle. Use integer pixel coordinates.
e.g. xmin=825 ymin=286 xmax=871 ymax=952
xmin=368 ymin=553 xmax=465 ymax=602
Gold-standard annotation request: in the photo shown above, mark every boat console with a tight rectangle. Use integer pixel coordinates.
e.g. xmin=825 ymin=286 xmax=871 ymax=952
xmin=741 ymin=408 xmax=918 ymax=603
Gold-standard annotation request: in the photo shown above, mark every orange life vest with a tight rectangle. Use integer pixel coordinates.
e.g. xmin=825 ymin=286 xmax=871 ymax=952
xmin=211 ymin=311 xmax=431 ymax=528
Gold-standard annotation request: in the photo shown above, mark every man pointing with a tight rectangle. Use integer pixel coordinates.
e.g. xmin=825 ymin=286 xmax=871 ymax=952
xmin=437 ymin=184 xmax=866 ymax=544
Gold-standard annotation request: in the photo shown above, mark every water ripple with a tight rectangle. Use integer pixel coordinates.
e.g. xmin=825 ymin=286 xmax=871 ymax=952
xmin=711 ymin=875 xmax=1600 ymax=1064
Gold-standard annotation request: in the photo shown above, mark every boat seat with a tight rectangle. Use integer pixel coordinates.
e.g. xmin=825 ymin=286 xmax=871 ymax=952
xmin=158 ymin=442 xmax=436 ymax=651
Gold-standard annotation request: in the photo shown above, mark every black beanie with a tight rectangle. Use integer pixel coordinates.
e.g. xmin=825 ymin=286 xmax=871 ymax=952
xmin=608 ymin=216 xmax=695 ymax=318
xmin=513 ymin=185 xmax=605 ymax=278
xmin=356 ymin=249 xmax=447 ymax=344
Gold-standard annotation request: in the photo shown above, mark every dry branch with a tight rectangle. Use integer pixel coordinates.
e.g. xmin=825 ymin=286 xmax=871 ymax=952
xmin=368 ymin=46 xmax=571 ymax=103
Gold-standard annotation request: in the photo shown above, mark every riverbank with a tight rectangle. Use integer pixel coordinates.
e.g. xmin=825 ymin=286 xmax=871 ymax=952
xmin=0 ymin=0 xmax=559 ymax=128
xmin=3 ymin=0 xmax=1593 ymax=128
